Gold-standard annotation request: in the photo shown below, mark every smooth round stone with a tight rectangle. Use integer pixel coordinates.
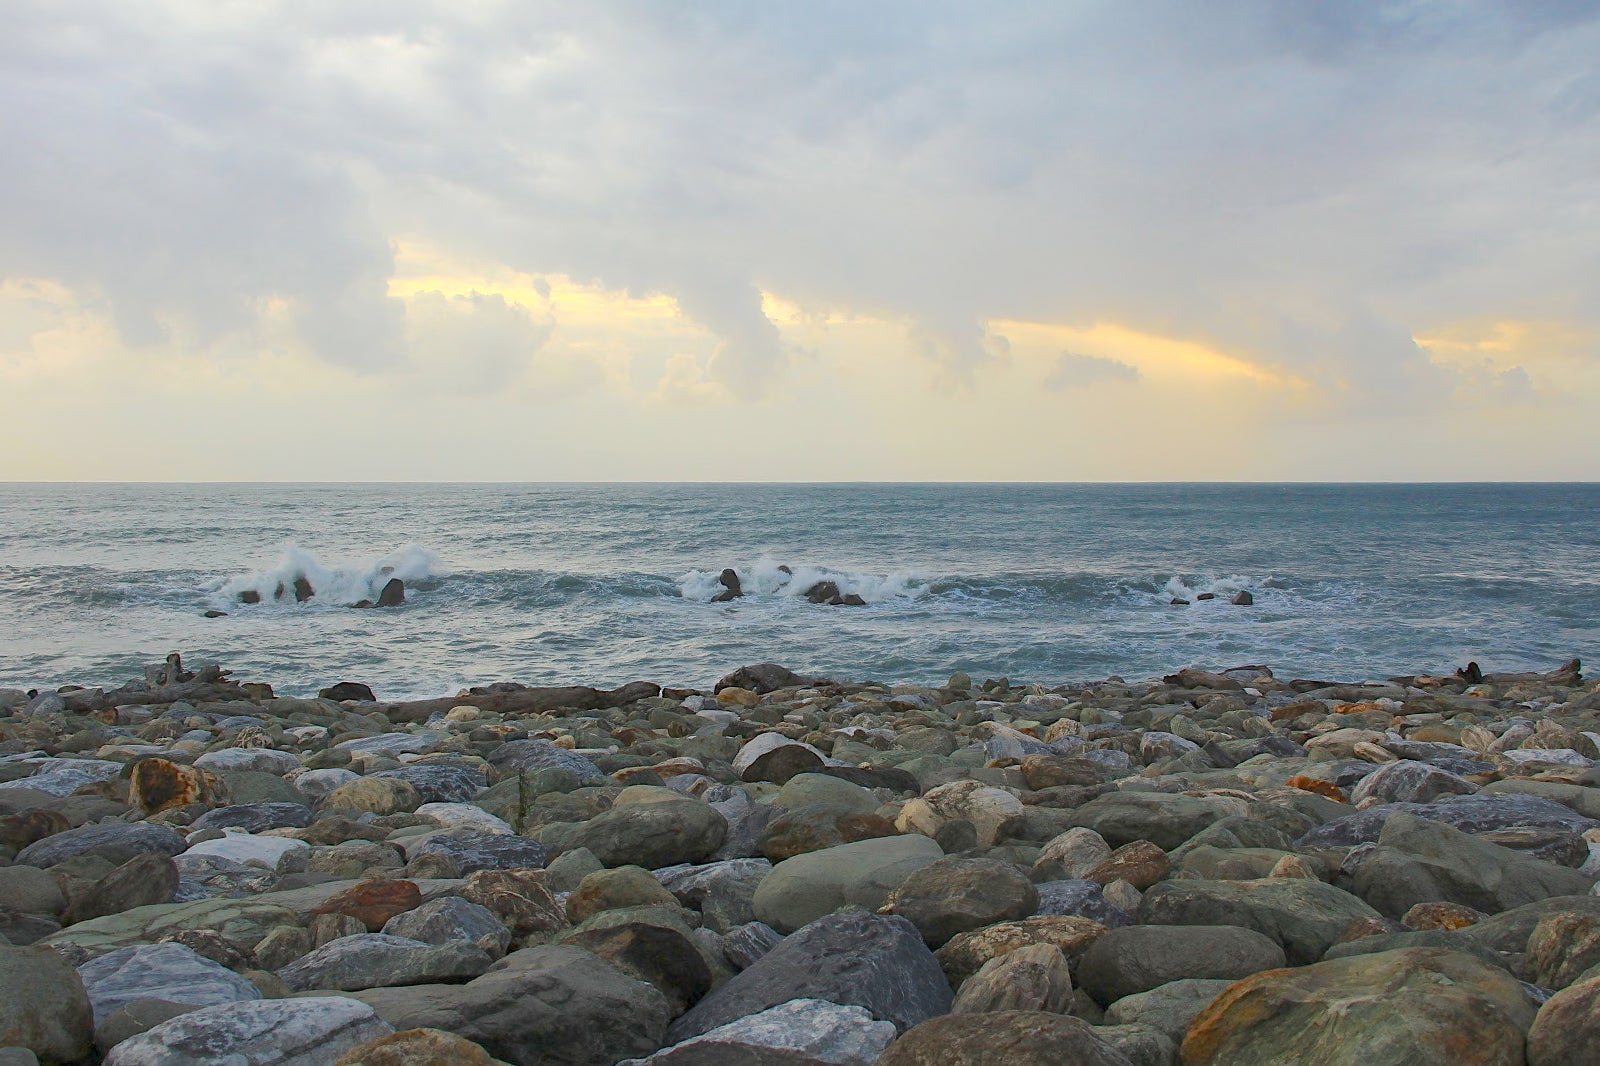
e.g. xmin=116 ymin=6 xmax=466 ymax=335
xmin=183 ymin=833 xmax=309 ymax=870
xmin=194 ymin=748 xmax=301 ymax=775
xmin=414 ymin=802 xmax=513 ymax=834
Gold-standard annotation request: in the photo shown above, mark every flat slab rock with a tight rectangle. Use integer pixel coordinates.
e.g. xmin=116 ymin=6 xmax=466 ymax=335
xmin=103 ymin=996 xmax=393 ymax=1065
xmin=77 ymin=942 xmax=262 ymax=1024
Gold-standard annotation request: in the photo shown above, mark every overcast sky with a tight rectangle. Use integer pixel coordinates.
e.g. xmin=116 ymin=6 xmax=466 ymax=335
xmin=3 ymin=1 xmax=1597 ymax=480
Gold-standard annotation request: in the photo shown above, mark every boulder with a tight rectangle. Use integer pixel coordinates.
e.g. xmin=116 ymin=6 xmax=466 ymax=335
xmin=320 ymin=682 xmax=377 ymax=702
xmin=895 ymin=780 xmax=1024 ymax=847
xmin=103 ymin=996 xmax=392 ymax=1065
xmin=310 ymin=879 xmax=424 ymax=932
xmin=0 ymin=944 xmax=93 ymax=1064
xmin=352 ymin=944 xmax=671 ymax=1066
xmin=1137 ymin=877 xmax=1382 ymax=965
xmin=752 ymin=834 xmax=943 ymax=933
xmin=667 ymin=910 xmax=951 ymax=1043
xmin=277 ymin=933 xmax=492 ymax=992
xmin=619 ymin=999 xmax=896 ymax=1066
xmin=1076 ymin=924 xmax=1287 ymax=1006
xmin=731 ymin=734 xmax=827 ymax=785
xmin=880 ymin=856 xmax=1039 ymax=946
xmin=16 ymin=822 xmax=187 ymax=869
xmin=950 ymin=943 xmax=1074 ymax=1014
xmin=376 ymin=579 xmax=406 ymax=607
xmin=1064 ymin=793 xmax=1244 ymax=851
xmin=567 ymin=798 xmax=726 ymax=869
xmin=935 ymin=914 xmax=1109 ymax=988
xmin=714 ymin=664 xmax=814 ymax=694
xmin=1181 ymin=947 xmax=1534 ymax=1065
xmin=485 ymin=740 xmax=605 ymax=782
xmin=129 ymin=758 xmax=224 ymax=816
xmin=1528 ymin=973 xmax=1600 ymax=1066
xmin=381 ymin=897 xmax=512 ymax=959
xmin=1348 ymin=760 xmax=1480 ymax=806
xmin=561 ymin=910 xmax=712 ymax=1015
xmin=406 ymin=829 xmax=546 ymax=875
xmin=876 ymin=1011 xmax=1134 ymax=1066
xmin=192 ymin=802 xmax=314 ymax=833
xmin=331 ymin=1027 xmax=500 ymax=1065
xmin=65 ymin=852 xmax=180 ymax=923
xmin=77 ymin=942 xmax=262 ymax=1024
xmin=1101 ymin=978 xmax=1234 ymax=1044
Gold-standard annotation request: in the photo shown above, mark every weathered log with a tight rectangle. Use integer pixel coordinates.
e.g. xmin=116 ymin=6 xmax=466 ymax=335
xmin=375 ymin=680 xmax=663 ymax=723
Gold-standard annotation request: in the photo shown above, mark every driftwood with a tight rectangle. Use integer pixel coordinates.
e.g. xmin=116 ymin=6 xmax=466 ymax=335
xmin=59 ymin=665 xmax=254 ymax=714
xmin=375 ymin=680 xmax=663 ymax=723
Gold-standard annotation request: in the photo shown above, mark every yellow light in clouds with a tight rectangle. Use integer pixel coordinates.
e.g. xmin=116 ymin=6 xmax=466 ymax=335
xmin=987 ymin=318 xmax=1301 ymax=387
xmin=1415 ymin=319 xmax=1594 ymax=369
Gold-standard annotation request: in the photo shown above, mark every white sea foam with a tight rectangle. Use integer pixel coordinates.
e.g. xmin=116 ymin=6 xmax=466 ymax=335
xmin=677 ymin=555 xmax=933 ymax=603
xmin=1161 ymin=573 xmax=1276 ymax=601
xmin=210 ymin=543 xmax=446 ymax=607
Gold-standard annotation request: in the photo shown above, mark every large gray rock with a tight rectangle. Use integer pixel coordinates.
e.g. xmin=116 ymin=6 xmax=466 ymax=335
xmin=352 ymin=944 xmax=671 ymax=1066
xmin=667 ymin=910 xmax=951 ymax=1044
xmin=1295 ymin=792 xmax=1600 ymax=848
xmin=1065 ymin=793 xmax=1244 ymax=850
xmin=752 ymin=834 xmax=943 ymax=934
xmin=380 ymin=896 xmax=511 ymax=958
xmin=191 ymin=802 xmax=312 ymax=833
xmin=568 ymin=799 xmax=727 ymax=869
xmin=0 ymin=944 xmax=93 ymax=1064
xmin=77 ymin=942 xmax=262 ymax=1024
xmin=407 ymin=828 xmax=548 ymax=875
xmin=1347 ymin=760 xmax=1479 ymax=806
xmin=486 ymin=740 xmax=604 ymax=782
xmin=619 ymin=998 xmax=897 ymax=1066
xmin=103 ymin=996 xmax=392 ymax=1065
xmin=1349 ymin=812 xmax=1593 ymax=917
xmin=1138 ymin=877 xmax=1382 ymax=965
xmin=372 ymin=764 xmax=486 ymax=804
xmin=652 ymin=859 xmax=771 ymax=933
xmin=16 ymin=822 xmax=187 ymax=868
xmin=881 ymin=856 xmax=1039 ymax=946
xmin=1076 ymin=924 xmax=1287 ymax=1006
xmin=1035 ymin=879 xmax=1134 ymax=927
xmin=276 ymin=932 xmax=492 ymax=992
xmin=950 ymin=943 xmax=1074 ymax=1014
xmin=1463 ymin=895 xmax=1600 ymax=954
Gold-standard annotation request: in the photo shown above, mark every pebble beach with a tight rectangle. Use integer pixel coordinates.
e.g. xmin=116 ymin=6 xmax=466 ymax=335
xmin=4 ymin=653 xmax=1600 ymax=1065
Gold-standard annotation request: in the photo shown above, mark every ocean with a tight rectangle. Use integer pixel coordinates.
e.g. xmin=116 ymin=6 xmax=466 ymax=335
xmin=1 ymin=483 xmax=1595 ymax=699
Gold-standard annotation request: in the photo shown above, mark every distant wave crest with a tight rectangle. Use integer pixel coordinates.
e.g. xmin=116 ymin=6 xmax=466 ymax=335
xmin=208 ymin=543 xmax=447 ymax=607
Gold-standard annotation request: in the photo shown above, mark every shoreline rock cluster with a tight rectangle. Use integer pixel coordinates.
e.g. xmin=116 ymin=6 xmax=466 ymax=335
xmin=3 ymin=655 xmax=1600 ymax=1064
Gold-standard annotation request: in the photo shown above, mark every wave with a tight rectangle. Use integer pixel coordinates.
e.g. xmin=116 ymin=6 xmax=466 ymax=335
xmin=207 ymin=543 xmax=447 ymax=608
xmin=677 ymin=556 xmax=934 ymax=603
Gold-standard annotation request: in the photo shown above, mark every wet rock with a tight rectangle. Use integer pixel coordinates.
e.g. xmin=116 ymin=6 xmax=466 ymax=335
xmin=377 ymin=579 xmax=406 ymax=607
xmin=667 ymin=910 xmax=951 ymax=1043
xmin=320 ymin=682 xmax=377 ymax=702
xmin=103 ymin=996 xmax=392 ymax=1065
xmin=715 ymin=663 xmax=814 ymax=694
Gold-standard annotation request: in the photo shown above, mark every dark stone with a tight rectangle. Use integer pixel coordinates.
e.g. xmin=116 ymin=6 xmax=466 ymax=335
xmin=239 ymin=590 xmax=262 ymax=604
xmin=192 ymin=802 xmax=313 ymax=833
xmin=1035 ymin=879 xmax=1135 ymax=927
xmin=376 ymin=578 xmax=406 ymax=607
xmin=203 ymin=610 xmax=229 ymax=618
xmin=1295 ymin=793 xmax=1600 ymax=849
xmin=1231 ymin=591 xmax=1253 ymax=606
xmin=320 ymin=681 xmax=377 ymax=702
xmin=1196 ymin=592 xmax=1216 ymax=601
xmin=816 ymin=765 xmax=921 ymax=795
xmin=1077 ymin=924 xmax=1287 ymax=1006
xmin=718 ymin=569 xmax=743 ymax=597
xmin=714 ymin=664 xmax=815 ymax=695
xmin=803 ymin=581 xmax=841 ymax=604
xmin=412 ymin=829 xmax=548 ymax=875
xmin=67 ymin=852 xmax=180 ymax=923
xmin=486 ymin=739 xmax=605 ymax=781
xmin=374 ymin=764 xmax=487 ymax=804
xmin=666 ymin=910 xmax=952 ymax=1043
xmin=563 ymin=917 xmax=712 ymax=1015
xmin=293 ymin=576 xmax=315 ymax=602
xmin=1171 ymin=598 xmax=1191 ymax=605
xmin=16 ymin=821 xmax=187 ymax=869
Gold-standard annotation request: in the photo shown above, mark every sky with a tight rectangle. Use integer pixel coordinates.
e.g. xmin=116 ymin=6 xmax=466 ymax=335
xmin=2 ymin=1 xmax=1598 ymax=481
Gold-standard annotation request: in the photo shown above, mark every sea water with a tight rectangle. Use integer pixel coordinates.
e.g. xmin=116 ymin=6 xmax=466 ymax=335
xmin=1 ymin=483 xmax=1595 ymax=699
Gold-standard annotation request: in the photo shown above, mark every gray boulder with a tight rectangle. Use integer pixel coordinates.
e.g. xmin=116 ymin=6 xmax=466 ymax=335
xmin=1066 ymin=793 xmax=1244 ymax=850
xmin=191 ymin=802 xmax=312 ymax=834
xmin=619 ymin=998 xmax=896 ymax=1066
xmin=568 ymin=799 xmax=727 ymax=869
xmin=352 ymin=944 xmax=672 ymax=1066
xmin=1035 ymin=879 xmax=1134 ymax=927
xmin=17 ymin=822 xmax=187 ymax=868
xmin=653 ymin=858 xmax=772 ymax=933
xmin=1102 ymin=978 xmax=1234 ymax=1043
xmin=276 ymin=932 xmax=492 ymax=992
xmin=77 ymin=942 xmax=261 ymax=1024
xmin=408 ymin=828 xmax=548 ymax=875
xmin=1295 ymin=792 xmax=1600 ymax=848
xmin=667 ymin=910 xmax=951 ymax=1043
xmin=381 ymin=896 xmax=511 ymax=958
xmin=1349 ymin=812 xmax=1593 ymax=917
xmin=752 ymin=834 xmax=943 ymax=934
xmin=103 ymin=996 xmax=391 ymax=1065
xmin=1347 ymin=760 xmax=1479 ymax=806
xmin=881 ymin=856 xmax=1039 ymax=947
xmin=486 ymin=740 xmax=604 ymax=781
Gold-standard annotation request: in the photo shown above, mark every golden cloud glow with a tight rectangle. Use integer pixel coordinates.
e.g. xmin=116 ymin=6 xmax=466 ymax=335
xmin=987 ymin=318 xmax=1307 ymax=389
xmin=1415 ymin=318 xmax=1597 ymax=369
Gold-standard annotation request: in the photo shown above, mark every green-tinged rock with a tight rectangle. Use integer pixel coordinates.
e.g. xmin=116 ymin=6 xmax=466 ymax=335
xmin=752 ymin=834 xmax=943 ymax=934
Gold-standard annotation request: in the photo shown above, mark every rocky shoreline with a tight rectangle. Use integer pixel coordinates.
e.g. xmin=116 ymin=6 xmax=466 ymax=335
xmin=3 ymin=655 xmax=1600 ymax=1064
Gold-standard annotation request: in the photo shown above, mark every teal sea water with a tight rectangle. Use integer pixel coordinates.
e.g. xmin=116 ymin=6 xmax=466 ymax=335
xmin=1 ymin=483 xmax=1595 ymax=698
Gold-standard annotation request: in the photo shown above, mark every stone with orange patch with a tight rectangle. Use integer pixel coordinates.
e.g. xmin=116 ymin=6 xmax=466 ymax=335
xmin=1283 ymin=775 xmax=1346 ymax=802
xmin=310 ymin=877 xmax=422 ymax=931
xmin=1402 ymin=900 xmax=1487 ymax=932
xmin=129 ymin=757 xmax=225 ymax=815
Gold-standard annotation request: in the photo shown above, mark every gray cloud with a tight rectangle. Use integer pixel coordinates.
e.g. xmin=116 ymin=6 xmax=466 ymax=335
xmin=1044 ymin=351 xmax=1141 ymax=389
xmin=1 ymin=1 xmax=1597 ymax=400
